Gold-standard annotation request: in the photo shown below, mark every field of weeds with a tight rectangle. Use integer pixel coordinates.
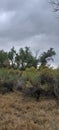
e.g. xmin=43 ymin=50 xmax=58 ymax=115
xmin=0 ymin=92 xmax=59 ymax=130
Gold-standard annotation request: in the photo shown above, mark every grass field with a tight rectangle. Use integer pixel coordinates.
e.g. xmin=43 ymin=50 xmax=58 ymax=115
xmin=0 ymin=92 xmax=59 ymax=130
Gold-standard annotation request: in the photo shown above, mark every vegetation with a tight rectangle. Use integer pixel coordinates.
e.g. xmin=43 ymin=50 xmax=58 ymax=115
xmin=0 ymin=47 xmax=56 ymax=69
xmin=0 ymin=46 xmax=59 ymax=100
xmin=39 ymin=48 xmax=56 ymax=66
xmin=0 ymin=46 xmax=59 ymax=129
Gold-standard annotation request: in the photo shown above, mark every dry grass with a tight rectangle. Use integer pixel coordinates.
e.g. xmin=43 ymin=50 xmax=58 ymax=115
xmin=0 ymin=92 xmax=59 ymax=130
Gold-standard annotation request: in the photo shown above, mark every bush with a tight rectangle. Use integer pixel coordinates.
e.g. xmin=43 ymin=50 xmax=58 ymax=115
xmin=14 ymin=79 xmax=26 ymax=92
xmin=0 ymin=80 xmax=14 ymax=94
xmin=0 ymin=68 xmax=21 ymax=94
xmin=53 ymin=68 xmax=59 ymax=99
xmin=39 ymin=66 xmax=55 ymax=96
xmin=22 ymin=67 xmax=40 ymax=87
xmin=0 ymin=67 xmax=59 ymax=100
xmin=24 ymin=86 xmax=40 ymax=100
xmin=26 ymin=81 xmax=33 ymax=88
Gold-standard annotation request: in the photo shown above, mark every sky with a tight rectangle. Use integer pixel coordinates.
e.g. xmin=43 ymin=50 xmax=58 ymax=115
xmin=0 ymin=0 xmax=59 ymax=67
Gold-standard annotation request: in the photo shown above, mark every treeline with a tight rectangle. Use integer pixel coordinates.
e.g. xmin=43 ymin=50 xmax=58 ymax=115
xmin=0 ymin=46 xmax=56 ymax=69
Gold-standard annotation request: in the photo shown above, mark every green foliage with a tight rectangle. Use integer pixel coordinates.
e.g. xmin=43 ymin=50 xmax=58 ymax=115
xmin=0 ymin=46 xmax=57 ymax=99
xmin=39 ymin=48 xmax=56 ymax=66
xmin=39 ymin=66 xmax=55 ymax=81
xmin=17 ymin=47 xmax=38 ymax=70
xmin=0 ymin=50 xmax=8 ymax=67
xmin=26 ymin=81 xmax=33 ymax=88
xmin=53 ymin=68 xmax=59 ymax=99
xmin=15 ymin=53 xmax=20 ymax=68
xmin=0 ymin=68 xmax=22 ymax=94
xmin=39 ymin=66 xmax=55 ymax=92
xmin=0 ymin=66 xmax=59 ymax=99
xmin=0 ymin=68 xmax=21 ymax=83
xmin=0 ymin=46 xmax=56 ymax=70
xmin=22 ymin=67 xmax=40 ymax=87
xmin=8 ymin=47 xmax=16 ymax=67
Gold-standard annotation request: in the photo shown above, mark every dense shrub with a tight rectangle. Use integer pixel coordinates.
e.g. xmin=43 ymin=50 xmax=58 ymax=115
xmin=26 ymin=81 xmax=33 ymax=88
xmin=0 ymin=67 xmax=59 ymax=100
xmin=53 ymin=68 xmax=59 ymax=99
xmin=0 ymin=80 xmax=14 ymax=94
xmin=39 ymin=66 xmax=55 ymax=90
xmin=22 ymin=67 xmax=40 ymax=87
xmin=0 ymin=68 xmax=21 ymax=94
xmin=24 ymin=86 xmax=40 ymax=100
xmin=14 ymin=79 xmax=26 ymax=92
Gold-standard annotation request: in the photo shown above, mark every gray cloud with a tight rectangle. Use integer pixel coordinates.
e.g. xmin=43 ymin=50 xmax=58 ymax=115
xmin=0 ymin=0 xmax=59 ymax=67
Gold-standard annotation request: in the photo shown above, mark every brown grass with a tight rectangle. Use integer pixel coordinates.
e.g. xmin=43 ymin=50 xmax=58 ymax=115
xmin=0 ymin=92 xmax=59 ymax=130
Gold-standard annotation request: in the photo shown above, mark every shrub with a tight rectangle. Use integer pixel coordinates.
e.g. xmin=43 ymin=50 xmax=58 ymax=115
xmin=14 ymin=79 xmax=26 ymax=92
xmin=26 ymin=81 xmax=33 ymax=88
xmin=22 ymin=67 xmax=40 ymax=87
xmin=0 ymin=68 xmax=21 ymax=94
xmin=0 ymin=80 xmax=14 ymax=94
xmin=39 ymin=66 xmax=55 ymax=94
xmin=24 ymin=86 xmax=40 ymax=100
xmin=53 ymin=68 xmax=59 ymax=99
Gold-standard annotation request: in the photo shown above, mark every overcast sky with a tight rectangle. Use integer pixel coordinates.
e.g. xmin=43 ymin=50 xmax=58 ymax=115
xmin=0 ymin=0 xmax=59 ymax=67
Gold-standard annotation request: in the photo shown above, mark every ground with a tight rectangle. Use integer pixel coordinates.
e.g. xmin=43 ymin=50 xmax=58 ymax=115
xmin=0 ymin=92 xmax=59 ymax=130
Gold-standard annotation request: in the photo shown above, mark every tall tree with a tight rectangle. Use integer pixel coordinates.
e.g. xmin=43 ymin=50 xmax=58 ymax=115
xmin=0 ymin=50 xmax=8 ymax=67
xmin=16 ymin=47 xmax=39 ymax=70
xmin=15 ymin=53 xmax=20 ymax=69
xmin=39 ymin=48 xmax=56 ymax=66
xmin=19 ymin=48 xmax=26 ymax=70
xmin=8 ymin=47 xmax=16 ymax=67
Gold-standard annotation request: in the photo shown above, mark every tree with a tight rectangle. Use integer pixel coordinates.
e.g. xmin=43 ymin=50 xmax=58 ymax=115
xmin=8 ymin=47 xmax=16 ymax=68
xmin=19 ymin=47 xmax=26 ymax=70
xmin=49 ymin=0 xmax=59 ymax=12
xmin=0 ymin=50 xmax=9 ymax=67
xmin=15 ymin=47 xmax=39 ymax=70
xmin=24 ymin=47 xmax=38 ymax=68
xmin=39 ymin=48 xmax=56 ymax=66
xmin=15 ymin=53 xmax=20 ymax=69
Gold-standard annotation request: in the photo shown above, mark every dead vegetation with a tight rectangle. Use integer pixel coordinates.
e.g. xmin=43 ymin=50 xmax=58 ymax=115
xmin=0 ymin=92 xmax=59 ymax=130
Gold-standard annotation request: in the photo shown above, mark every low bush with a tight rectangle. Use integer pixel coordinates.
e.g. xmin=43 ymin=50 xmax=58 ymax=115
xmin=39 ymin=66 xmax=55 ymax=90
xmin=0 ymin=80 xmax=14 ymax=94
xmin=0 ymin=68 xmax=21 ymax=94
xmin=24 ymin=86 xmax=40 ymax=100
xmin=53 ymin=68 xmax=59 ymax=99
xmin=22 ymin=67 xmax=40 ymax=87
xmin=0 ymin=67 xmax=59 ymax=100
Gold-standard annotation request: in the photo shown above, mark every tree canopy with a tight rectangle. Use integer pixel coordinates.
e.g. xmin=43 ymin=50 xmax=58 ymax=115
xmin=0 ymin=50 xmax=8 ymax=67
xmin=39 ymin=48 xmax=56 ymax=66
xmin=8 ymin=47 xmax=16 ymax=67
xmin=0 ymin=47 xmax=56 ymax=69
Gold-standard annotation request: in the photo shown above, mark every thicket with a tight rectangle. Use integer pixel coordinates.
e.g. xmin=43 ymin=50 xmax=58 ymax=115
xmin=0 ymin=66 xmax=59 ymax=100
xmin=0 ymin=47 xmax=59 ymax=100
